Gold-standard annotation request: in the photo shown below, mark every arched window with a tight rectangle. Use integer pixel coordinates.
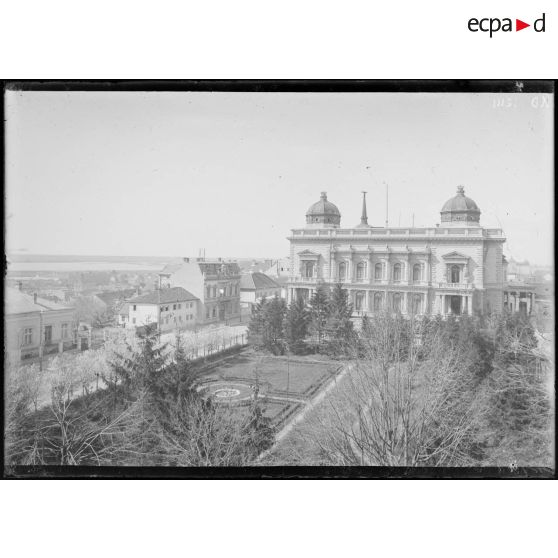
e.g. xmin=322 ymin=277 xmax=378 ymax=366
xmin=338 ymin=262 xmax=346 ymax=281
xmin=356 ymin=261 xmax=366 ymax=281
xmin=393 ymin=263 xmax=402 ymax=282
xmin=413 ymin=263 xmax=421 ymax=282
xmin=450 ymin=265 xmax=460 ymax=283
xmin=393 ymin=293 xmax=401 ymax=312
xmin=355 ymin=292 xmax=365 ymax=312
xmin=374 ymin=263 xmax=383 ymax=281
xmin=373 ymin=292 xmax=382 ymax=312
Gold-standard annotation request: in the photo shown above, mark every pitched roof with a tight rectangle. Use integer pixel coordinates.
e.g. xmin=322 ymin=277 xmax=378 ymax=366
xmin=127 ymin=287 xmax=198 ymax=305
xmin=5 ymin=288 xmax=73 ymax=315
xmin=96 ymin=289 xmax=137 ymax=306
xmin=160 ymin=263 xmax=182 ymax=275
xmin=240 ymin=272 xmax=281 ymax=291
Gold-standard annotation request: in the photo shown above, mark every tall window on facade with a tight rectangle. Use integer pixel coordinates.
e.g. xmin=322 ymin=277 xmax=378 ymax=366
xmin=355 ymin=292 xmax=365 ymax=311
xmin=356 ymin=262 xmax=366 ymax=281
xmin=44 ymin=325 xmax=52 ymax=344
xmin=373 ymin=293 xmax=382 ymax=312
xmin=393 ymin=293 xmax=402 ymax=312
xmin=393 ymin=263 xmax=402 ymax=282
xmin=413 ymin=263 xmax=422 ymax=282
xmin=338 ymin=262 xmax=346 ymax=281
xmin=304 ymin=261 xmax=314 ymax=278
xmin=23 ymin=327 xmax=33 ymax=346
xmin=412 ymin=294 xmax=421 ymax=314
xmin=450 ymin=265 xmax=460 ymax=283
xmin=206 ymin=286 xmax=211 ymax=298
xmin=374 ymin=263 xmax=383 ymax=281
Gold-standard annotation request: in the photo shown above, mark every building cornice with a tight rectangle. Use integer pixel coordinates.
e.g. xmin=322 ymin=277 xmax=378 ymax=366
xmin=288 ymin=227 xmax=505 ymax=242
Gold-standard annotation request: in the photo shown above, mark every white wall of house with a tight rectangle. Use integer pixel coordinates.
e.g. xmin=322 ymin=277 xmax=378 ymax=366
xmin=128 ymin=301 xmax=198 ymax=331
xmin=5 ymin=309 xmax=75 ymax=363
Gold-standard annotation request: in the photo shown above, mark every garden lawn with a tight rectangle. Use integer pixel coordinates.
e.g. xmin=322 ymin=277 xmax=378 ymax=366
xmin=203 ymin=352 xmax=339 ymax=396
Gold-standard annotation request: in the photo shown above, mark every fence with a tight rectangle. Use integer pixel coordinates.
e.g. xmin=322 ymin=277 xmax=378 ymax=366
xmin=184 ymin=333 xmax=247 ymax=361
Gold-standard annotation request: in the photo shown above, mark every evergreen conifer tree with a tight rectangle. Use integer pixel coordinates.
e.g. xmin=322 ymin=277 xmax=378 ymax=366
xmin=325 ymin=283 xmax=354 ymax=355
xmin=261 ymin=294 xmax=287 ymax=354
xmin=308 ymin=285 xmax=330 ymax=351
xmin=247 ymin=297 xmax=268 ymax=347
xmin=285 ymin=296 xmax=310 ymax=354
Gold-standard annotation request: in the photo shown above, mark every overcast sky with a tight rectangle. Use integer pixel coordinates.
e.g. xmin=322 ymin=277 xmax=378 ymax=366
xmin=5 ymin=90 xmax=554 ymax=265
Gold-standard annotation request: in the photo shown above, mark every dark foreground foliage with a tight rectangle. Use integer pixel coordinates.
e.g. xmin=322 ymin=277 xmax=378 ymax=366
xmin=6 ymin=325 xmax=275 ymax=467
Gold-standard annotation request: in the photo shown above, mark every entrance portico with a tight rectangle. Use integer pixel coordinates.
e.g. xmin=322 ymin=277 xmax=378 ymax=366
xmin=435 ymin=291 xmax=474 ymax=315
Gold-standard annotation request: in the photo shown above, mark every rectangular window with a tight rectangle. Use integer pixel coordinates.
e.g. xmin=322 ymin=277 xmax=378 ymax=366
xmin=178 ymin=304 xmax=181 ymax=309
xmin=132 ymin=317 xmax=136 ymax=324
xmin=160 ymin=306 xmax=164 ymax=312
xmin=23 ymin=327 xmax=33 ymax=346
xmin=61 ymin=323 xmax=68 ymax=339
xmin=44 ymin=325 xmax=52 ymax=344
xmin=165 ymin=306 xmax=169 ymax=311
xmin=133 ymin=305 xmax=137 ymax=311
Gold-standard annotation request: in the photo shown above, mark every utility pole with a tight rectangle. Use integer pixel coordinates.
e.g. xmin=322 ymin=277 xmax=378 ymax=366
xmin=287 ymin=353 xmax=290 ymax=395
xmin=39 ymin=309 xmax=44 ymax=371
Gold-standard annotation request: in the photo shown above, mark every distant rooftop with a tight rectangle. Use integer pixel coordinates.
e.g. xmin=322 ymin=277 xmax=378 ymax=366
xmin=5 ymin=288 xmax=74 ymax=315
xmin=127 ymin=286 xmax=198 ymax=305
xmin=240 ymin=272 xmax=281 ymax=291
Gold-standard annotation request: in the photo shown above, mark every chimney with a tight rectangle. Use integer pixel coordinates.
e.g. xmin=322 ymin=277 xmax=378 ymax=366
xmin=33 ymin=293 xmax=38 ymax=304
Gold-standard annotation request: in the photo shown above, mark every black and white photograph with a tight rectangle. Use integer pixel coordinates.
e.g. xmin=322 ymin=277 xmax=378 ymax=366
xmin=3 ymin=81 xmax=555 ymax=477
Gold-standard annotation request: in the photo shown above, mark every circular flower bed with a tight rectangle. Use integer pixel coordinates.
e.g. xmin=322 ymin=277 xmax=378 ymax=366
xmin=197 ymin=381 xmax=262 ymax=403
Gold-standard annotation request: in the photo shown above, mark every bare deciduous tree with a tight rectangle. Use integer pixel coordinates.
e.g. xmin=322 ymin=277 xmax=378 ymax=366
xmin=273 ymin=312 xmax=490 ymax=466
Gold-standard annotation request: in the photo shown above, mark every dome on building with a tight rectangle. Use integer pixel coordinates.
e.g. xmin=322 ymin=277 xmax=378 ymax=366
xmin=440 ymin=185 xmax=481 ymax=226
xmin=306 ymin=192 xmax=341 ymax=227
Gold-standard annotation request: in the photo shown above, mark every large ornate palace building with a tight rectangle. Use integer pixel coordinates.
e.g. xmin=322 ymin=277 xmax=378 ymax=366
xmin=286 ymin=187 xmax=506 ymax=316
